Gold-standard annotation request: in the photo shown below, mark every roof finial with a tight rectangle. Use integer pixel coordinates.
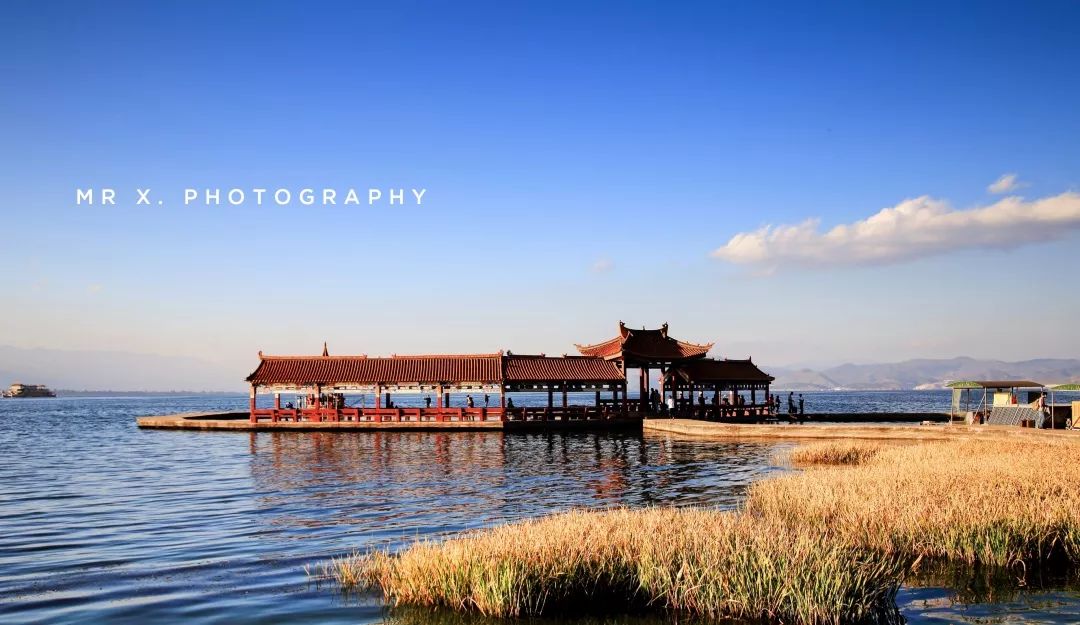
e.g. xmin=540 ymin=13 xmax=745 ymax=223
xmin=322 ymin=342 xmax=329 ymax=357
xmin=661 ymin=322 xmax=669 ymax=337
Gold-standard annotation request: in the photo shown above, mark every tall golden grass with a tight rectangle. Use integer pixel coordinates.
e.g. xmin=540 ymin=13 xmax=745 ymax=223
xmin=339 ymin=508 xmax=904 ymax=623
xmin=330 ymin=436 xmax=1080 ymax=623
xmin=748 ymin=438 xmax=1080 ymax=568
xmin=786 ymin=440 xmax=885 ymax=466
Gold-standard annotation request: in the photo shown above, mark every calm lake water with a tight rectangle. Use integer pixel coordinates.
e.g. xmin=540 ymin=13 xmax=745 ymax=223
xmin=0 ymin=394 xmax=1077 ymax=624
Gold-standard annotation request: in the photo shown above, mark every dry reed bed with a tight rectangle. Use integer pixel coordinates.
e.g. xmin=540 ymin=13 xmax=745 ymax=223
xmin=332 ymin=436 xmax=1080 ymax=623
xmin=786 ymin=440 xmax=885 ymax=466
xmin=750 ymin=438 xmax=1080 ymax=567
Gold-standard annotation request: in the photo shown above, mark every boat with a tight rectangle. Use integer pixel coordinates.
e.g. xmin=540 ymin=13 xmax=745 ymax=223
xmin=2 ymin=383 xmax=57 ymax=398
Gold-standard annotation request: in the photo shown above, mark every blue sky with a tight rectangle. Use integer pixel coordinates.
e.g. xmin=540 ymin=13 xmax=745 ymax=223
xmin=1 ymin=1 xmax=1079 ymax=383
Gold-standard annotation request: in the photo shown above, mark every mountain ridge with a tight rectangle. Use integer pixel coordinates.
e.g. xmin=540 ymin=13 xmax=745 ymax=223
xmin=768 ymin=357 xmax=1080 ymax=390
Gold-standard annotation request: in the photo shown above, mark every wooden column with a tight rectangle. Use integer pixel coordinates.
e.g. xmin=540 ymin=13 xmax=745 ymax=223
xmin=249 ymin=384 xmax=257 ymax=422
xmin=562 ymin=385 xmax=568 ymax=408
xmin=595 ymin=390 xmax=601 ymax=407
xmin=639 ymin=367 xmax=647 ymax=411
xmin=274 ymin=393 xmax=281 ymax=409
xmin=547 ymin=387 xmax=553 ymax=408
xmin=658 ymin=366 xmax=666 ymax=405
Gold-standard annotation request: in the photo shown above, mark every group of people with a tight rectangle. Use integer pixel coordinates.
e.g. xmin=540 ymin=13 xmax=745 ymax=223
xmin=647 ymin=388 xmax=806 ymax=419
xmin=417 ymin=393 xmax=494 ymax=409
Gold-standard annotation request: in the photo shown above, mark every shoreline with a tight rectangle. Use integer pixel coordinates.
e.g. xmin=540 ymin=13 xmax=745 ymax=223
xmin=643 ymin=418 xmax=1078 ymax=441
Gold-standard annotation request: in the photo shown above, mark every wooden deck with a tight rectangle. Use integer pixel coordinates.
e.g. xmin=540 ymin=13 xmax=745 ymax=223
xmin=136 ymin=410 xmax=643 ymax=431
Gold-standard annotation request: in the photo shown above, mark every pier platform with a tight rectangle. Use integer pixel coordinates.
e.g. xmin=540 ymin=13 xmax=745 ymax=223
xmin=136 ymin=411 xmax=642 ymax=432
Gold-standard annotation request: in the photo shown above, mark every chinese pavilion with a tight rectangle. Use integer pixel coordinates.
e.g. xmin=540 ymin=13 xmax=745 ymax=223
xmin=575 ymin=321 xmax=713 ymax=410
xmin=243 ymin=321 xmax=775 ymax=428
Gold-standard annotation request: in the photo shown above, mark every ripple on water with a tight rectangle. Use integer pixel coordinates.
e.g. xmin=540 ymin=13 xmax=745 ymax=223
xmin=0 ymin=395 xmax=1077 ymax=624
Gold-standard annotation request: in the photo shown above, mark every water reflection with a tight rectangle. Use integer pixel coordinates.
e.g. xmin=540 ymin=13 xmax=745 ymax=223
xmin=246 ymin=431 xmax=789 ymax=545
xmin=899 ymin=565 xmax=1080 ymax=623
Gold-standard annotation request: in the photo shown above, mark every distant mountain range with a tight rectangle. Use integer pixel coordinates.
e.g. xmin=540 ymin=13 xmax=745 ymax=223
xmin=2 ymin=346 xmax=1078 ymax=393
xmin=768 ymin=357 xmax=1080 ymax=391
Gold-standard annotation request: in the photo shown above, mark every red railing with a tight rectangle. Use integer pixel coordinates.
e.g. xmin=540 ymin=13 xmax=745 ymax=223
xmin=250 ymin=405 xmax=638 ymax=424
xmin=250 ymin=406 xmax=508 ymax=424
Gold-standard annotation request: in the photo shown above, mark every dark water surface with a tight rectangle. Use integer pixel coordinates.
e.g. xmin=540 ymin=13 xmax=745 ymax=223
xmin=0 ymin=395 xmax=1076 ymax=624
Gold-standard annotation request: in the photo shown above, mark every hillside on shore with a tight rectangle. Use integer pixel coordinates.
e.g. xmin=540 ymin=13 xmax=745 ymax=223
xmin=768 ymin=357 xmax=1080 ymax=391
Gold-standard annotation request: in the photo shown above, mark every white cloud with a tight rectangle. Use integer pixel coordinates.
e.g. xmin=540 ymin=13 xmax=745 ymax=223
xmin=591 ymin=258 xmax=615 ymax=273
xmin=712 ymin=191 xmax=1080 ymax=271
xmin=988 ymin=173 xmax=1023 ymax=194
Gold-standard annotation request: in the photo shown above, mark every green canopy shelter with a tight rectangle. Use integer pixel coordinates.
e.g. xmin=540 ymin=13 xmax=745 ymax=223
xmin=946 ymin=380 xmax=1045 ymax=425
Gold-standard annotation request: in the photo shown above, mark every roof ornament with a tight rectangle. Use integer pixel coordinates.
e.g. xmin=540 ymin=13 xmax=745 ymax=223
xmin=661 ymin=322 xmax=669 ymax=337
xmin=258 ymin=350 xmax=264 ymax=359
xmin=322 ymin=342 xmax=329 ymax=357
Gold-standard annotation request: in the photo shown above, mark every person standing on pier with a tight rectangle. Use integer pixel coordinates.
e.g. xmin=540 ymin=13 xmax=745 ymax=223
xmin=799 ymin=394 xmax=805 ymax=416
xmin=787 ymin=392 xmax=795 ymax=415
xmin=424 ymin=396 xmax=431 ymax=408
xmin=483 ymin=393 xmax=490 ymax=407
xmin=466 ymin=395 xmax=475 ymax=408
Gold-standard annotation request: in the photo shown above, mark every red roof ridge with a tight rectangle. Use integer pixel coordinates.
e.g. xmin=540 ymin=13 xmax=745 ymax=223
xmin=677 ymin=339 xmax=715 ymax=350
xmin=259 ymin=353 xmax=369 ymax=360
xmin=573 ymin=336 xmax=622 ymax=350
xmin=258 ymin=352 xmax=504 ymax=361
xmin=508 ymin=353 xmax=602 ymax=360
xmin=389 ymin=352 xmax=502 ymax=360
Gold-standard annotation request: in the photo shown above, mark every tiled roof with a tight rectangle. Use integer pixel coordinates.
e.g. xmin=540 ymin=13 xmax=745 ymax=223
xmin=503 ymin=355 xmax=625 ymax=383
xmin=575 ymin=336 xmax=624 ymax=358
xmin=247 ymin=353 xmax=626 ymax=385
xmin=575 ymin=322 xmax=713 ymax=362
xmin=665 ymin=360 xmax=777 ymax=384
xmin=668 ymin=358 xmax=774 ymax=383
xmin=247 ymin=354 xmax=503 ymax=385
